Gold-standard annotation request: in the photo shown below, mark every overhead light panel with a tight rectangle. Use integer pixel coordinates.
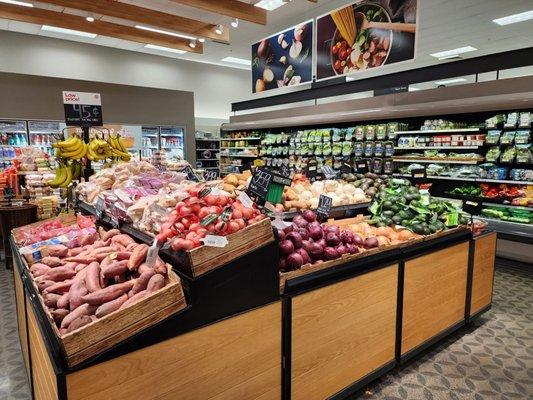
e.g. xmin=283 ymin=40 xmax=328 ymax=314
xmin=41 ymin=25 xmax=96 ymax=38
xmin=221 ymin=56 xmax=251 ymax=66
xmin=430 ymin=46 xmax=477 ymax=60
xmin=135 ymin=25 xmax=196 ymax=41
xmin=86 ymin=15 xmax=94 ymax=22
xmin=493 ymin=10 xmax=533 ymax=25
xmin=255 ymin=0 xmax=287 ymax=11
xmin=231 ymin=18 xmax=239 ymax=28
xmin=144 ymin=44 xmax=186 ymax=54
xmin=434 ymin=78 xmax=467 ymax=85
xmin=0 ymin=0 xmax=33 ymax=7
xmin=408 ymin=86 xmax=421 ymax=92
xmin=215 ymin=24 xmax=224 ymax=35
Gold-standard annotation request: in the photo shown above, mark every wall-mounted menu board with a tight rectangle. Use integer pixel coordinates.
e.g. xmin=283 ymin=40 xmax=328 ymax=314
xmin=252 ymin=20 xmax=314 ymax=93
xmin=315 ymin=0 xmax=417 ymax=80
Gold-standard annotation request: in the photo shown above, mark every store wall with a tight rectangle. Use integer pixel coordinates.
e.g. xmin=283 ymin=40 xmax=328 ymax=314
xmin=0 ymin=72 xmax=197 ymax=162
xmin=0 ymin=30 xmax=249 ymax=122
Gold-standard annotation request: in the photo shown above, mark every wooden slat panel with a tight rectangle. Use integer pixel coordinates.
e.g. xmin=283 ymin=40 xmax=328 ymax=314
xmin=471 ymin=233 xmax=497 ymax=314
xmin=67 ymin=302 xmax=281 ymax=400
xmin=36 ymin=0 xmax=229 ymax=43
xmin=13 ymin=268 xmax=30 ymax=381
xmin=169 ymin=0 xmax=267 ymax=25
xmin=402 ymin=242 xmax=469 ymax=355
xmin=0 ymin=3 xmax=202 ymax=53
xmin=291 ymin=265 xmax=398 ymax=400
xmin=26 ymin=298 xmax=58 ymax=400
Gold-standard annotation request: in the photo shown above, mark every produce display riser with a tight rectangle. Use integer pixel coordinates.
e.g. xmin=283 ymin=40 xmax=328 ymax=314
xmin=11 ymin=238 xmax=283 ymax=400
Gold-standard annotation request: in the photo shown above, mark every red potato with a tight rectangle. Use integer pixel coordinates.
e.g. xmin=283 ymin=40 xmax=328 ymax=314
xmin=85 ymin=262 xmax=101 ymax=293
xmin=81 ymin=281 xmax=135 ymax=306
xmin=101 ymin=260 xmax=129 ymax=280
xmin=61 ymin=303 xmax=96 ymax=329
xmin=146 ymin=274 xmax=165 ymax=293
xmin=132 ymin=270 xmax=156 ymax=295
xmin=50 ymin=309 xmax=69 ymax=323
xmin=40 ymin=256 xmax=63 ymax=267
xmin=128 ymin=244 xmax=148 ymax=271
xmin=69 ymin=280 xmax=88 ymax=311
xmin=37 ymin=280 xmax=55 ymax=292
xmin=57 ymin=292 xmax=69 ymax=309
xmin=44 ymin=266 xmax=76 ymax=282
xmin=30 ymin=263 xmax=51 ymax=277
xmin=120 ymin=290 xmax=147 ymax=309
xmin=95 ymin=294 xmax=128 ymax=318
xmin=44 ymin=293 xmax=61 ymax=308
xmin=43 ymin=279 xmax=73 ymax=295
xmin=65 ymin=315 xmax=93 ymax=333
xmin=101 ymin=228 xmax=120 ymax=241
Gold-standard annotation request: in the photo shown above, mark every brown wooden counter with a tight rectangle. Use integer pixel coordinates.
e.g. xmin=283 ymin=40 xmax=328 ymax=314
xmin=469 ymin=231 xmax=497 ymax=320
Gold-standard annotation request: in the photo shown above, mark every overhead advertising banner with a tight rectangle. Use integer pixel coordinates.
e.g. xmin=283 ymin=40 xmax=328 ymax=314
xmin=251 ymin=20 xmax=313 ymax=93
xmin=316 ymin=0 xmax=417 ymax=80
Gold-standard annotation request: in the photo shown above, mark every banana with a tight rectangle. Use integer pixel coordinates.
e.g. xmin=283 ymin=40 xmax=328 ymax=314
xmin=116 ymin=136 xmax=127 ymax=153
xmin=61 ymin=142 xmax=87 ymax=160
xmin=53 ymin=135 xmax=83 ymax=152
xmin=46 ymin=164 xmax=66 ymax=188
xmin=58 ymin=163 xmax=73 ymax=188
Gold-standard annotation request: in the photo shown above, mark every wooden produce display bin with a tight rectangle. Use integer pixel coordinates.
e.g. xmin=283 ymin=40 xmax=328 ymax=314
xmin=468 ymin=231 xmax=497 ymax=321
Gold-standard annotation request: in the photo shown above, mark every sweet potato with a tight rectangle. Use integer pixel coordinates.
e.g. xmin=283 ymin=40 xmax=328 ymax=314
xmin=128 ymin=244 xmax=148 ymax=271
xmin=154 ymin=258 xmax=167 ymax=275
xmin=64 ymin=262 xmax=78 ymax=270
xmin=132 ymin=270 xmax=156 ymax=295
xmin=37 ymin=280 xmax=55 ymax=292
xmin=101 ymin=260 xmax=128 ymax=280
xmin=61 ymin=303 xmax=96 ymax=329
xmin=64 ymin=256 xmax=96 ymax=264
xmin=79 ymin=232 xmax=97 ymax=246
xmin=75 ymin=267 xmax=88 ymax=282
xmin=30 ymin=263 xmax=51 ymax=278
xmin=120 ymin=290 xmax=147 ymax=309
xmin=102 ymin=228 xmax=120 ymax=241
xmin=41 ymin=256 xmax=62 ymax=267
xmin=146 ymin=274 xmax=165 ymax=293
xmin=68 ymin=247 xmax=84 ymax=257
xmin=75 ymin=263 xmax=87 ymax=273
xmin=126 ymin=242 xmax=138 ymax=252
xmin=65 ymin=315 xmax=93 ymax=333
xmin=114 ymin=274 xmax=127 ymax=284
xmin=81 ymin=281 xmax=135 ymax=306
xmin=90 ymin=246 xmax=117 ymax=256
xmin=50 ymin=309 xmax=69 ymax=323
xmin=44 ymin=279 xmax=73 ymax=294
xmin=111 ymin=234 xmax=135 ymax=247
xmin=137 ymin=263 xmax=152 ymax=275
xmin=43 ymin=293 xmax=61 ymax=308
xmin=114 ymin=251 xmax=132 ymax=261
xmin=69 ymin=280 xmax=88 ymax=311
xmin=44 ymin=266 xmax=76 ymax=282
xmin=95 ymin=294 xmax=128 ymax=318
xmin=85 ymin=262 xmax=101 ymax=293
xmin=47 ymin=244 xmax=69 ymax=258
xmin=57 ymin=293 xmax=69 ymax=309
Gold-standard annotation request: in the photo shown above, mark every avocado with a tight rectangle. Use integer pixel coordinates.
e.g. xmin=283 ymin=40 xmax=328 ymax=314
xmin=383 ymin=210 xmax=395 ymax=218
xmin=382 ymin=200 xmax=393 ymax=210
xmin=411 ymin=224 xmax=425 ymax=235
xmin=382 ymin=217 xmax=392 ymax=226
xmin=366 ymin=187 xmax=377 ymax=197
xmin=365 ymin=172 xmax=378 ymax=179
xmin=392 ymin=215 xmax=403 ymax=224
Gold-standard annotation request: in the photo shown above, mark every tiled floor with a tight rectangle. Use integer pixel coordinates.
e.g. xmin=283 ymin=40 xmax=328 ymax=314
xmin=0 ymin=263 xmax=531 ymax=400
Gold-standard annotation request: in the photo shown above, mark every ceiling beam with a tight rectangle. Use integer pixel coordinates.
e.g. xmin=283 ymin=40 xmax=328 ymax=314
xmin=169 ymin=0 xmax=267 ymax=25
xmin=35 ymin=0 xmax=229 ymax=43
xmin=0 ymin=2 xmax=203 ymax=53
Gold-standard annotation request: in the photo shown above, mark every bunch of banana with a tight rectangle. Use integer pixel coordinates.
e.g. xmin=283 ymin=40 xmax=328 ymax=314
xmin=71 ymin=160 xmax=83 ymax=181
xmin=47 ymin=162 xmax=73 ymax=188
xmin=86 ymin=137 xmax=112 ymax=161
xmin=108 ymin=135 xmax=131 ymax=162
xmin=52 ymin=135 xmax=87 ymax=160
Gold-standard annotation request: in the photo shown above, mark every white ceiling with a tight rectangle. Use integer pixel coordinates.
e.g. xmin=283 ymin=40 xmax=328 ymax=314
xmin=0 ymin=0 xmax=532 ymax=77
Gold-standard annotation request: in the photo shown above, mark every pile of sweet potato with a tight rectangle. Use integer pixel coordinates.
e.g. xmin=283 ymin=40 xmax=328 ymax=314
xmin=27 ymin=228 xmax=169 ymax=335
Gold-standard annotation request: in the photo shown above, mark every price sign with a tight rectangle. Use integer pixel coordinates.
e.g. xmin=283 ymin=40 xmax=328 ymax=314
xmin=306 ymin=158 xmax=318 ymax=179
xmin=62 ymin=91 xmax=103 ymax=126
xmin=203 ymin=170 xmax=219 ymax=181
xmin=238 ymin=191 xmax=254 ymax=209
xmin=322 ymin=165 xmax=338 ymax=179
xmin=316 ymin=194 xmax=333 ymax=219
xmin=201 ymin=235 xmax=229 ymax=248
xmin=341 ymin=162 xmax=352 ymax=174
xmin=411 ymin=168 xmax=426 ymax=179
xmin=355 ymin=159 xmax=368 ymax=174
xmin=463 ymin=199 xmax=482 ymax=216
xmin=95 ymin=197 xmax=105 ymax=219
xmin=248 ymin=168 xmax=273 ymax=200
xmin=182 ymin=165 xmax=200 ymax=182
xmin=145 ymin=238 xmax=160 ymax=268
xmin=3 ymin=187 xmax=14 ymax=199
xmin=279 ymin=163 xmax=291 ymax=178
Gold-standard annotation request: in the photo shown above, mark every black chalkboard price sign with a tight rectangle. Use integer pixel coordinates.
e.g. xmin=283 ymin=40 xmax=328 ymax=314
xmin=411 ymin=168 xmax=426 ymax=179
xmin=306 ymin=158 xmax=318 ymax=179
xmin=355 ymin=159 xmax=368 ymax=174
xmin=203 ymin=170 xmax=219 ymax=181
xmin=279 ymin=163 xmax=291 ymax=179
xmin=462 ymin=199 xmax=482 ymax=216
xmin=247 ymin=168 xmax=273 ymax=200
xmin=182 ymin=165 xmax=200 ymax=182
xmin=341 ymin=162 xmax=352 ymax=174
xmin=62 ymin=91 xmax=103 ymax=126
xmin=316 ymin=194 xmax=333 ymax=219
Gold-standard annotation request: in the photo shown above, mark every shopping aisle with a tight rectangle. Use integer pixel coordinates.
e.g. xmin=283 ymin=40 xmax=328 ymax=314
xmin=1 ymin=264 xmax=531 ymax=400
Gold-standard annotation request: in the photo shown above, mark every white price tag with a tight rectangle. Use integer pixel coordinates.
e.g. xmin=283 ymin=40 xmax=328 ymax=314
xmin=145 ymin=238 xmax=160 ymax=268
xmin=211 ymin=187 xmax=232 ymax=196
xmin=272 ymin=217 xmax=291 ymax=230
xmin=238 ymin=191 xmax=254 ymax=209
xmin=201 ymin=235 xmax=229 ymax=248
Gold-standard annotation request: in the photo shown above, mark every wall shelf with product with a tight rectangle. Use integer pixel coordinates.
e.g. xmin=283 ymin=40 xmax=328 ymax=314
xmin=195 ymin=133 xmax=220 ymax=175
xmin=219 ymin=130 xmax=261 ymax=175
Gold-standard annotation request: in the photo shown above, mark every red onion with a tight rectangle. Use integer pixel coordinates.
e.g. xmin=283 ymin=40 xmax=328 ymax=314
xmin=286 ymin=231 xmax=303 ymax=249
xmin=340 ymin=230 xmax=355 ymax=244
xmin=302 ymin=240 xmax=314 ymax=254
xmin=298 ymin=227 xmax=309 ymax=241
xmin=323 ymin=247 xmax=340 ymax=260
xmin=324 ymin=224 xmax=340 ymax=235
xmin=316 ymin=238 xmax=327 ymax=248
xmin=336 ymin=244 xmax=348 ymax=256
xmin=292 ymin=215 xmax=309 ymax=229
xmin=302 ymin=210 xmax=317 ymax=223
xmin=295 ymin=248 xmax=311 ymax=264
xmin=279 ymin=258 xmax=287 ymax=272
xmin=346 ymin=243 xmax=359 ymax=254
xmin=279 ymin=240 xmax=294 ymax=255
xmin=325 ymin=232 xmax=341 ymax=247
xmin=308 ymin=224 xmax=323 ymax=240
xmin=364 ymin=237 xmax=379 ymax=249
xmin=286 ymin=253 xmax=304 ymax=270
xmin=276 ymin=228 xmax=286 ymax=242
xmin=308 ymin=242 xmax=323 ymax=259
xmin=284 ymin=224 xmax=294 ymax=234
xmin=308 ymin=221 xmax=321 ymax=230
xmin=353 ymin=233 xmax=364 ymax=246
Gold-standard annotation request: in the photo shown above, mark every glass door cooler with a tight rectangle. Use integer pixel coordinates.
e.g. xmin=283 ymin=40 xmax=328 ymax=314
xmin=160 ymin=126 xmax=185 ymax=160
xmin=0 ymin=120 xmax=28 ymax=169
xmin=28 ymin=120 xmax=61 ymax=157
xmin=141 ymin=126 xmax=160 ymax=159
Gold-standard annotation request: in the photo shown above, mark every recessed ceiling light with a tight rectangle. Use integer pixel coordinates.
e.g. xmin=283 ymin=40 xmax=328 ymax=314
xmin=434 ymin=78 xmax=467 ymax=85
xmin=41 ymin=25 xmax=96 ymax=38
xmin=198 ymin=38 xmax=205 ymax=43
xmin=189 ymin=39 xmax=197 ymax=49
xmin=86 ymin=15 xmax=94 ymax=22
xmin=231 ymin=18 xmax=239 ymax=28
xmin=430 ymin=46 xmax=477 ymax=60
xmin=221 ymin=56 xmax=251 ymax=66
xmin=0 ymin=0 xmax=33 ymax=7
xmin=255 ymin=0 xmax=287 ymax=11
xmin=215 ymin=24 xmax=224 ymax=35
xmin=493 ymin=10 xmax=533 ymax=25
xmin=135 ymin=25 xmax=196 ymax=41
xmin=408 ymin=86 xmax=421 ymax=91
xmin=144 ymin=44 xmax=186 ymax=54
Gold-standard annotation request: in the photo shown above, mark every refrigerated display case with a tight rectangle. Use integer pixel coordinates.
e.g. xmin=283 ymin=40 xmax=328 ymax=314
xmin=160 ymin=126 xmax=185 ymax=160
xmin=0 ymin=120 xmax=28 ymax=169
xmin=28 ymin=120 xmax=61 ymax=157
xmin=141 ymin=125 xmax=159 ymax=159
